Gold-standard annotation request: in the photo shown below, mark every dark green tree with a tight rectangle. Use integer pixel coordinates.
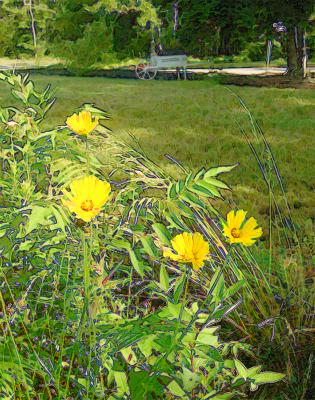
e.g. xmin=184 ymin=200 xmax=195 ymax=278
xmin=251 ymin=0 xmax=314 ymax=77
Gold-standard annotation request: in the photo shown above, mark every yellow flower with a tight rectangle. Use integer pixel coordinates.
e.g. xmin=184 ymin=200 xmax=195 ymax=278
xmin=62 ymin=176 xmax=111 ymax=222
xmin=163 ymin=232 xmax=209 ymax=271
xmin=66 ymin=110 xmax=99 ymax=136
xmin=222 ymin=210 xmax=262 ymax=246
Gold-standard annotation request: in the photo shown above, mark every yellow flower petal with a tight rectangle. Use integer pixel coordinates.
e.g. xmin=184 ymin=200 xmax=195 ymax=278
xmin=163 ymin=232 xmax=209 ymax=270
xmin=222 ymin=210 xmax=262 ymax=246
xmin=62 ymin=175 xmax=111 ymax=222
xmin=234 ymin=210 xmax=247 ymax=229
xmin=66 ymin=110 xmax=99 ymax=136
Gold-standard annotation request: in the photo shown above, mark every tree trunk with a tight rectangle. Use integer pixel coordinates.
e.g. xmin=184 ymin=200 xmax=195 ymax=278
xmin=286 ymin=26 xmax=304 ymax=79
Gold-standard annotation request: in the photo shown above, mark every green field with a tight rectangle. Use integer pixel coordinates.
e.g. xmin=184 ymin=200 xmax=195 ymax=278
xmin=1 ymin=75 xmax=314 ymax=241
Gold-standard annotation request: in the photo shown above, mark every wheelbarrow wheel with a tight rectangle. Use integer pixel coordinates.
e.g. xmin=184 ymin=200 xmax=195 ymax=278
xmin=135 ymin=63 xmax=157 ymax=80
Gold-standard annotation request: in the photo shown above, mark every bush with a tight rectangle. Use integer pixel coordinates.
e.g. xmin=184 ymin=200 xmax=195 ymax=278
xmin=0 ymin=72 xmax=296 ymax=399
xmin=52 ymin=20 xmax=117 ymax=72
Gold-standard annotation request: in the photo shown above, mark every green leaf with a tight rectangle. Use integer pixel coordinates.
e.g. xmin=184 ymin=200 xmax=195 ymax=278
xmin=234 ymin=359 xmax=248 ymax=379
xmin=129 ymin=249 xmax=144 ymax=277
xmin=196 ymin=327 xmax=220 ymax=348
xmin=204 ymin=164 xmax=238 ymax=179
xmin=11 ymin=89 xmax=26 ymax=103
xmin=137 ymin=335 xmax=156 ymax=357
xmin=141 ymin=235 xmax=158 ymax=257
xmin=184 ymin=172 xmax=194 ymax=187
xmin=19 ymin=240 xmax=33 ymax=251
xmin=168 ymin=183 xmax=178 ymax=199
xmin=152 ymin=223 xmax=171 ymax=246
xmin=159 ymin=264 xmax=170 ymax=291
xmin=121 ymin=346 xmax=137 ymax=365
xmin=113 ymin=371 xmax=129 ymax=396
xmin=202 ymin=177 xmax=230 ymax=190
xmin=175 ymin=179 xmax=185 ymax=194
xmin=189 ymin=182 xmax=215 ymax=197
xmin=194 ymin=168 xmax=206 ymax=180
xmin=167 ymin=380 xmax=186 ymax=397
xmin=111 ymin=239 xmax=131 ymax=250
xmin=194 ymin=180 xmax=221 ymax=197
xmin=24 ymin=206 xmax=52 ymax=235
xmin=207 ymin=393 xmax=235 ymax=400
xmin=208 ymin=269 xmax=225 ymax=304
xmin=225 ymin=279 xmax=244 ymax=298
xmin=165 ymin=210 xmax=186 ymax=230
xmin=129 ymin=370 xmax=167 ymax=400
xmin=173 ymin=274 xmax=186 ymax=303
xmin=253 ymin=372 xmax=285 ymax=385
xmin=180 ymin=367 xmax=200 ymax=391
xmin=180 ymin=190 xmax=204 ymax=208
xmin=247 ymin=365 xmax=262 ymax=378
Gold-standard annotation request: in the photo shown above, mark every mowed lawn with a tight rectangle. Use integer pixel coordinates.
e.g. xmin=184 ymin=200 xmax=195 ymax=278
xmin=1 ymin=75 xmax=314 ymax=240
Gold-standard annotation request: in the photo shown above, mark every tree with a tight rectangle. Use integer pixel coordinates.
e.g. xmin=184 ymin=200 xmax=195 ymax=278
xmin=47 ymin=0 xmax=159 ymax=68
xmin=0 ymin=0 xmax=55 ymax=57
xmin=252 ymin=0 xmax=314 ymax=78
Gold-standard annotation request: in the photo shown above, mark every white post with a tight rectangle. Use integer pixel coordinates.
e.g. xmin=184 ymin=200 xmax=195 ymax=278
xmin=303 ymin=30 xmax=308 ymax=78
xmin=266 ymin=40 xmax=272 ymax=74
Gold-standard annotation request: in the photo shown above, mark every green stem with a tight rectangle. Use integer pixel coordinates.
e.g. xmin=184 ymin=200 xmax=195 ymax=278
xmin=178 ymin=266 xmax=190 ymax=323
xmin=86 ymin=136 xmax=90 ymax=174
xmin=0 ymin=290 xmax=31 ymax=400
xmin=83 ymin=228 xmax=91 ymax=308
xmin=153 ymin=266 xmax=191 ymax=372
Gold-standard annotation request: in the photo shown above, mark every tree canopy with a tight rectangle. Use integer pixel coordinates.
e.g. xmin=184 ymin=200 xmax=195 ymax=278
xmin=0 ymin=0 xmax=314 ymax=76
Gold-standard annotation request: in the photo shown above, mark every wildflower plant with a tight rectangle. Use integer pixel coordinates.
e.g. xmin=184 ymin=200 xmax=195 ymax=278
xmin=0 ymin=73 xmax=292 ymax=398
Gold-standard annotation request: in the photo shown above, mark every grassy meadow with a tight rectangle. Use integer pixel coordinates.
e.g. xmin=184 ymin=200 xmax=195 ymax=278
xmin=1 ymin=75 xmax=314 ymax=244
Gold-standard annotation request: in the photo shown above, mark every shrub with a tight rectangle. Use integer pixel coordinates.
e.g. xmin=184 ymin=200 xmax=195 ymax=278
xmin=0 ymin=72 xmax=288 ymax=398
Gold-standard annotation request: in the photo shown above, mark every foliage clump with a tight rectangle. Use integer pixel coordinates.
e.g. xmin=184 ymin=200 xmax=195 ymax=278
xmin=0 ymin=72 xmax=297 ymax=399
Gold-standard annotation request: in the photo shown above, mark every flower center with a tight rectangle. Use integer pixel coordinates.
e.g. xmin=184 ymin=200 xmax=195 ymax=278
xmin=231 ymin=228 xmax=241 ymax=238
xmin=81 ymin=199 xmax=94 ymax=212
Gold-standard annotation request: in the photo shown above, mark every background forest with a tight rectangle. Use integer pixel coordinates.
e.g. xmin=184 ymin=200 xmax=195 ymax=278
xmin=0 ymin=0 xmax=314 ymax=74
